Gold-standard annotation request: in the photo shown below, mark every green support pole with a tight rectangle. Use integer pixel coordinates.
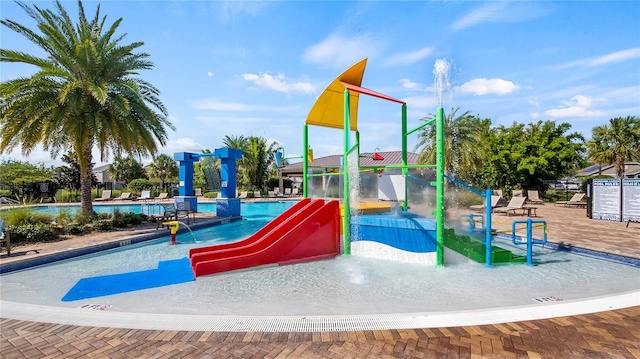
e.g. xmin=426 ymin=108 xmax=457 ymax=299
xmin=343 ymin=89 xmax=351 ymax=255
xmin=401 ymin=104 xmax=408 ymax=211
xmin=303 ymin=124 xmax=309 ymax=198
xmin=436 ymin=106 xmax=445 ymax=266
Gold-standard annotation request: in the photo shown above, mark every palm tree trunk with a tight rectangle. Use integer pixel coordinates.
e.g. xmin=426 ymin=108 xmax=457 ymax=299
xmin=79 ymin=142 xmax=95 ymax=215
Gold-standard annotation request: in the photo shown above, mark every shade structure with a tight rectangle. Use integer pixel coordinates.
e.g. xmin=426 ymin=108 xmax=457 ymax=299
xmin=305 ymin=58 xmax=367 ymax=131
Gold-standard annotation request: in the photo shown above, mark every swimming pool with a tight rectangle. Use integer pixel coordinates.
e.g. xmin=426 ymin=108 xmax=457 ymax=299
xmin=2 ymin=200 xmax=639 ymax=317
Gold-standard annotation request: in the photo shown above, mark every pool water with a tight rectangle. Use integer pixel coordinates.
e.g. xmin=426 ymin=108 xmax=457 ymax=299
xmin=1 ymin=202 xmax=639 ymax=316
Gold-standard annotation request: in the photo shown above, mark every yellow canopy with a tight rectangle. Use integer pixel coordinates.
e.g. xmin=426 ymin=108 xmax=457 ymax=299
xmin=305 ymin=58 xmax=367 ymax=131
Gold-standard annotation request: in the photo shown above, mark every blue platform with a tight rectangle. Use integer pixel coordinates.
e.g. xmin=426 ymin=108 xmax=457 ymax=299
xmin=351 ymin=213 xmax=437 ymax=253
xmin=62 ymin=257 xmax=195 ymax=301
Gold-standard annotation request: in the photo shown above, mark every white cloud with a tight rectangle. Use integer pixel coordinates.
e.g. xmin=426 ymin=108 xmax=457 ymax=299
xmin=458 ymin=78 xmax=520 ymax=95
xmin=554 ymin=47 xmax=640 ymax=70
xmin=302 ymin=33 xmax=384 ymax=69
xmin=207 ymin=71 xmax=213 ymax=76
xmin=588 ymin=47 xmax=640 ymax=67
xmin=384 ymin=47 xmax=434 ymax=66
xmin=242 ymin=73 xmax=314 ymax=94
xmin=450 ymin=2 xmax=549 ymax=32
xmin=544 ymin=95 xmax=605 ymax=118
xmin=159 ymin=138 xmax=207 ymax=155
xmin=399 ymin=78 xmax=421 ymax=91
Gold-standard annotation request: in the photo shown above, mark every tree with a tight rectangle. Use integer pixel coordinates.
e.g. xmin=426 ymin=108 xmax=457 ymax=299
xmin=146 ymin=154 xmax=178 ymax=191
xmin=415 ymin=108 xmax=489 ymax=176
xmin=0 ymin=160 xmax=53 ymax=201
xmin=229 ymin=136 xmax=277 ymax=190
xmin=587 ymin=116 xmax=640 ymax=178
xmin=0 ymin=0 xmax=173 ymax=215
xmin=475 ymin=121 xmax=585 ymax=191
xmin=108 ymin=156 xmax=146 ymax=186
xmin=54 ymin=151 xmax=97 ymax=191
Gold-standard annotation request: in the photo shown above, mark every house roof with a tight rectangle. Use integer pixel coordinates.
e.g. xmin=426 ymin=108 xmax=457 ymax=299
xmin=93 ymin=164 xmax=111 ymax=172
xmin=577 ymin=162 xmax=640 ymax=177
xmin=280 ymin=151 xmax=420 ymax=175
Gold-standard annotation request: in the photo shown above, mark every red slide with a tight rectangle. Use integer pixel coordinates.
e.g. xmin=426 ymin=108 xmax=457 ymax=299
xmin=189 ymin=199 xmax=340 ymax=277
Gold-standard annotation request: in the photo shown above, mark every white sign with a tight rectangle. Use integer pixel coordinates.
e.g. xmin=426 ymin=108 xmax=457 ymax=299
xmin=592 ymin=179 xmax=621 ymax=221
xmin=622 ymin=179 xmax=640 ymax=222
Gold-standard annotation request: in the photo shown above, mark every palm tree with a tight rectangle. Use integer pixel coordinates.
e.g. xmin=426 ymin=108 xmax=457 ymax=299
xmin=586 ymin=125 xmax=614 ymax=175
xmin=0 ymin=1 xmax=174 ymax=215
xmin=587 ymin=116 xmax=640 ymax=178
xmin=414 ymin=108 xmax=487 ymax=176
xmin=145 ymin=154 xmax=178 ymax=191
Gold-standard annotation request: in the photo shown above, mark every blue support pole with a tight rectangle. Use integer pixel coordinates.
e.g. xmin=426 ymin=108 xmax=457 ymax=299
xmin=485 ymin=189 xmax=493 ymax=267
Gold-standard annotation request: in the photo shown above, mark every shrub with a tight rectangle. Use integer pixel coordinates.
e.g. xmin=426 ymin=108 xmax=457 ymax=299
xmin=64 ymin=224 xmax=88 ymax=235
xmin=203 ymin=191 xmax=217 ymax=198
xmin=1 ymin=207 xmax=53 ymax=226
xmin=74 ymin=212 xmax=94 ymax=225
xmin=93 ymin=220 xmax=113 ymax=231
xmin=55 ymin=209 xmax=74 ymax=226
xmin=128 ymin=178 xmax=154 ymax=194
xmin=7 ymin=223 xmax=59 ymax=244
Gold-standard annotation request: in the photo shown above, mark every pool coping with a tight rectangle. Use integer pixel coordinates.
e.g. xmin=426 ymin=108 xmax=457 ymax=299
xmin=1 ymin=291 xmax=638 ymax=332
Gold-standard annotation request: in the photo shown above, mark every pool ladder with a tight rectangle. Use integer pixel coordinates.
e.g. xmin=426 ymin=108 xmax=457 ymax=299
xmin=511 ymin=219 xmax=548 ymax=266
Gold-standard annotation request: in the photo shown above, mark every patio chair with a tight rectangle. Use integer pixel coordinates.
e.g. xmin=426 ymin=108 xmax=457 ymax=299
xmin=512 ymin=190 xmax=523 ymax=197
xmin=176 ymin=201 xmax=195 ymax=224
xmin=238 ymin=191 xmax=248 ymax=199
xmin=291 ymin=188 xmax=300 ymax=196
xmin=554 ymin=193 xmax=585 ymax=207
xmin=116 ymin=192 xmax=135 ymax=201
xmin=94 ymin=190 xmax=112 ymax=202
xmin=195 ymin=188 xmax=203 ymax=197
xmin=253 ymin=191 xmax=263 ymax=200
xmin=152 ymin=203 xmax=177 ymax=229
xmin=470 ymin=195 xmax=502 ymax=212
xmin=0 ymin=218 xmax=10 ymax=256
xmin=284 ymin=188 xmax=292 ymax=197
xmin=268 ymin=190 xmax=277 ymax=198
xmin=156 ymin=192 xmax=169 ymax=201
xmin=527 ymin=190 xmax=544 ymax=205
xmin=139 ymin=190 xmax=153 ymax=201
xmin=492 ymin=189 xmax=503 ymax=198
xmin=494 ymin=196 xmax=527 ymax=216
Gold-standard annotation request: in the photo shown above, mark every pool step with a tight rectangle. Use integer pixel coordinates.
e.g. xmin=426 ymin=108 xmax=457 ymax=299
xmin=443 ymin=229 xmax=527 ymax=264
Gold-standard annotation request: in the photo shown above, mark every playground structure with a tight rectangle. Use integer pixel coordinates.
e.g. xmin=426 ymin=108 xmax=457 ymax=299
xmin=178 ymin=58 xmax=545 ymax=272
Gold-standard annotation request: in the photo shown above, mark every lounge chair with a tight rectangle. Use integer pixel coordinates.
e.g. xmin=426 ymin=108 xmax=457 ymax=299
xmin=253 ymin=191 xmax=263 ymax=200
xmin=195 ymin=188 xmax=203 ymax=197
xmin=238 ymin=191 xmax=248 ymax=199
xmin=116 ymin=192 xmax=134 ymax=201
xmin=512 ymin=190 xmax=523 ymax=197
xmin=152 ymin=203 xmax=177 ymax=229
xmin=527 ymin=190 xmax=544 ymax=205
xmin=268 ymin=190 xmax=277 ymax=198
xmin=139 ymin=190 xmax=153 ymax=201
xmin=554 ymin=193 xmax=585 ymax=207
xmin=284 ymin=188 xmax=292 ymax=197
xmin=156 ymin=192 xmax=169 ymax=201
xmin=0 ymin=218 xmax=10 ymax=256
xmin=470 ymin=195 xmax=502 ymax=213
xmin=94 ymin=190 xmax=112 ymax=201
xmin=291 ymin=188 xmax=300 ymax=196
xmin=494 ymin=196 xmax=527 ymax=216
xmin=176 ymin=201 xmax=195 ymax=224
xmin=493 ymin=189 xmax=503 ymax=198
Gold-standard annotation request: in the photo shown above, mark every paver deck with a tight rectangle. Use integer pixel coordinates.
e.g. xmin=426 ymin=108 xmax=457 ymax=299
xmin=1 ymin=199 xmax=639 ymax=358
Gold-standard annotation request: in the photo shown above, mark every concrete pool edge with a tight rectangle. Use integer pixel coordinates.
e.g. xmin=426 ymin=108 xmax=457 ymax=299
xmin=1 ymin=290 xmax=638 ymax=332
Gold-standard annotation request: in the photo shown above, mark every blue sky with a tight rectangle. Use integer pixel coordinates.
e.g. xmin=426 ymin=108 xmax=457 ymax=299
xmin=1 ymin=0 xmax=639 ymax=167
